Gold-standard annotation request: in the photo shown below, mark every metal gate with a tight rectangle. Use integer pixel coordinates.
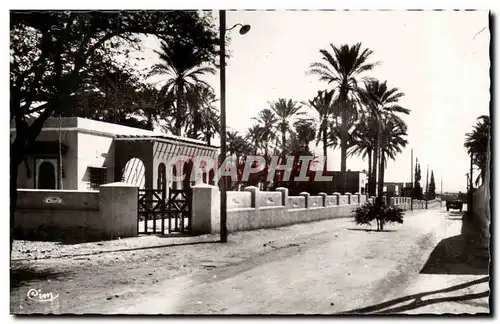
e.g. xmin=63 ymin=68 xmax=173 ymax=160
xmin=137 ymin=188 xmax=192 ymax=235
xmin=167 ymin=189 xmax=192 ymax=233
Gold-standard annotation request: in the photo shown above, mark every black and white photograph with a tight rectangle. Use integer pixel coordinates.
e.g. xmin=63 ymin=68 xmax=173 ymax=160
xmin=8 ymin=4 xmax=492 ymax=316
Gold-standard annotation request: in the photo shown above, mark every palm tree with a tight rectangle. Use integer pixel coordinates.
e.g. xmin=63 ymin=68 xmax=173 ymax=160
xmin=308 ymin=42 xmax=378 ymax=193
xmin=291 ymin=118 xmax=317 ymax=154
xmin=184 ymin=85 xmax=220 ymax=144
xmin=246 ymin=124 xmax=264 ymax=155
xmin=269 ymin=98 xmax=305 ymax=153
xmin=252 ymin=108 xmax=279 ymax=159
xmin=349 ymin=114 xmax=378 ymax=193
xmin=150 ymin=39 xmax=215 ymax=136
xmin=378 ymin=114 xmax=409 ymax=194
xmin=464 ymin=115 xmax=490 ymax=186
xmin=358 ymin=79 xmax=410 ymax=197
xmin=303 ymin=89 xmax=337 ymax=171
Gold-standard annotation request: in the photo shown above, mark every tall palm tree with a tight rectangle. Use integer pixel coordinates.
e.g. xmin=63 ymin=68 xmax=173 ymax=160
xmin=308 ymin=42 xmax=378 ymax=193
xmin=303 ymin=89 xmax=337 ymax=171
xmin=150 ymin=39 xmax=215 ymax=136
xmin=464 ymin=115 xmax=490 ymax=186
xmin=269 ymin=98 xmax=305 ymax=153
xmin=378 ymin=114 xmax=409 ymax=194
xmin=252 ymin=108 xmax=279 ymax=159
xmin=358 ymin=79 xmax=410 ymax=197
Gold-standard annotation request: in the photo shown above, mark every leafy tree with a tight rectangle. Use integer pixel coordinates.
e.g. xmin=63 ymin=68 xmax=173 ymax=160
xmin=308 ymin=43 xmax=378 ymax=192
xmin=61 ymin=61 xmax=166 ymax=130
xmin=412 ymin=159 xmax=424 ymax=199
xmin=10 ymin=10 xmax=220 ymax=250
xmin=428 ymin=170 xmax=436 ymax=200
xmin=464 ymin=115 xmax=490 ymax=186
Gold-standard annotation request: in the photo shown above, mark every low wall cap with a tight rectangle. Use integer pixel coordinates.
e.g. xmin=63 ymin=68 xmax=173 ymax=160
xmin=100 ymin=182 xmax=138 ymax=188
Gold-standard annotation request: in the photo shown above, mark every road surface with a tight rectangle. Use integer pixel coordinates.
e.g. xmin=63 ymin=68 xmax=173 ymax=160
xmin=11 ymin=206 xmax=489 ymax=314
xmin=108 ymin=207 xmax=488 ymax=314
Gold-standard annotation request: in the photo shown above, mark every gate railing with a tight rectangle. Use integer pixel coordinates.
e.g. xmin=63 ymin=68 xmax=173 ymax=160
xmin=168 ymin=189 xmax=192 ymax=233
xmin=138 ymin=188 xmax=166 ymax=235
xmin=137 ymin=188 xmax=192 ymax=235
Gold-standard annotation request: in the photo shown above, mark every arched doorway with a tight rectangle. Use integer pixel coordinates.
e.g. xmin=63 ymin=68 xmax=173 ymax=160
xmin=37 ymin=160 xmax=57 ymax=189
xmin=157 ymin=163 xmax=167 ymax=191
xmin=121 ymin=158 xmax=145 ymax=189
xmin=182 ymin=160 xmax=194 ymax=189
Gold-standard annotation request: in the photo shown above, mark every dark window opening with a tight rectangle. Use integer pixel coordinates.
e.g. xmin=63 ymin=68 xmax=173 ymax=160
xmin=89 ymin=167 xmax=107 ymax=190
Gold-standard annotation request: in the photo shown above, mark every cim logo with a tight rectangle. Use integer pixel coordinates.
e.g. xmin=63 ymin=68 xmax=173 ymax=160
xmin=44 ymin=196 xmax=63 ymax=204
xmin=27 ymin=289 xmax=59 ymax=302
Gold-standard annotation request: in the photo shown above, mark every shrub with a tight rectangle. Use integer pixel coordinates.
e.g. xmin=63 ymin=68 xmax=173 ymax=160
xmin=353 ymin=200 xmax=404 ymax=231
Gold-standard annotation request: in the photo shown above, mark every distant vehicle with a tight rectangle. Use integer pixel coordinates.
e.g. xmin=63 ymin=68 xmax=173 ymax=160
xmin=446 ymin=199 xmax=463 ymax=212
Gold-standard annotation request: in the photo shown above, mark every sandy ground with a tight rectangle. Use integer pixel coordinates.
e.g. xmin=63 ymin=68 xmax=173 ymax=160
xmin=10 ymin=206 xmax=489 ymax=315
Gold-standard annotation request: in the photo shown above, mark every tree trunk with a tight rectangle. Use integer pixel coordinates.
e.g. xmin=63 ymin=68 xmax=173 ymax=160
xmin=175 ymin=80 xmax=183 ymax=136
xmin=371 ymin=122 xmax=381 ymax=197
xmin=322 ymin=128 xmax=328 ymax=172
xmin=371 ymin=145 xmax=378 ymax=197
xmin=367 ymin=149 xmax=372 ymax=194
xmin=340 ymin=138 xmax=348 ymax=194
xmin=378 ymin=151 xmax=386 ymax=200
xmin=281 ymin=124 xmax=286 ymax=155
xmin=10 ymin=149 xmax=23 ymax=254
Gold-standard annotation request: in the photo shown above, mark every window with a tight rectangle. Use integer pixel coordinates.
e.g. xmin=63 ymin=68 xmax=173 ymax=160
xmin=89 ymin=167 xmax=107 ymax=190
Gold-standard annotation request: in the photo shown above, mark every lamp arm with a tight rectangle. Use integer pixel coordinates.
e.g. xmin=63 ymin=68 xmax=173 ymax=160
xmin=226 ymin=23 xmax=243 ymax=31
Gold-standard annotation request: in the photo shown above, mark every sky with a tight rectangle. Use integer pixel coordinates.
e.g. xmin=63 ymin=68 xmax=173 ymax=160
xmin=136 ymin=10 xmax=490 ymax=193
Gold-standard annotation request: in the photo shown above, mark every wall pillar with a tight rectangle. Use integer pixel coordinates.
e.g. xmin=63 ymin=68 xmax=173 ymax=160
xmin=191 ymin=184 xmax=220 ymax=235
xmin=318 ymin=192 xmax=327 ymax=207
xmin=333 ymin=192 xmax=341 ymax=205
xmin=276 ymin=187 xmax=289 ymax=208
xmin=300 ymin=192 xmax=311 ymax=209
xmin=98 ymin=182 xmax=138 ymax=239
xmin=244 ymin=186 xmax=260 ymax=210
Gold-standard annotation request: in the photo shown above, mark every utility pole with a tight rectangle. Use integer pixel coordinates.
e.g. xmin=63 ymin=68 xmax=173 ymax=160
xmin=219 ymin=10 xmax=228 ymax=243
xmin=410 ymin=148 xmax=413 ymax=197
xmin=425 ymin=164 xmax=429 ymax=209
xmin=469 ymin=154 xmax=474 ymax=214
xmin=440 ymin=176 xmax=443 ymax=207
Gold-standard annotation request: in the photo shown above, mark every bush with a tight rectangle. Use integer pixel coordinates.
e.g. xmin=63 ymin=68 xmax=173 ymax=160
xmin=353 ymin=200 xmax=404 ymax=231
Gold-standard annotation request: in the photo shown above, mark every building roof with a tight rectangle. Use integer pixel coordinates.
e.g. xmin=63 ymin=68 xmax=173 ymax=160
xmin=114 ymin=134 xmax=219 ymax=149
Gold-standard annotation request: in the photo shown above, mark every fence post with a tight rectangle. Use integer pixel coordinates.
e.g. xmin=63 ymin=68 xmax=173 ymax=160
xmin=300 ymin=192 xmax=311 ymax=209
xmin=318 ymin=192 xmax=327 ymax=207
xmin=333 ymin=192 xmax=341 ymax=205
xmin=244 ymin=186 xmax=260 ymax=210
xmin=276 ymin=187 xmax=289 ymax=209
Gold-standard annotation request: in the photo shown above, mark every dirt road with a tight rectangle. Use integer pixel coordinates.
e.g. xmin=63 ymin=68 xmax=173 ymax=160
xmin=10 ymin=207 xmax=489 ymax=314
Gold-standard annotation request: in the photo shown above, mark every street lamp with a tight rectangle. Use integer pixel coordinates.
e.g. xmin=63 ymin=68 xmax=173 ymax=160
xmin=219 ymin=10 xmax=251 ymax=243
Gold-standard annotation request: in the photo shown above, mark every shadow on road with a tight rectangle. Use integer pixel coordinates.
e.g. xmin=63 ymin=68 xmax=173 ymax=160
xmin=347 ymin=228 xmax=397 ymax=233
xmin=11 ymin=240 xmax=220 ymax=262
xmin=420 ymin=234 xmax=489 ymax=275
xmin=10 ymin=265 xmax=67 ymax=289
xmin=338 ymin=276 xmax=489 ymax=314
